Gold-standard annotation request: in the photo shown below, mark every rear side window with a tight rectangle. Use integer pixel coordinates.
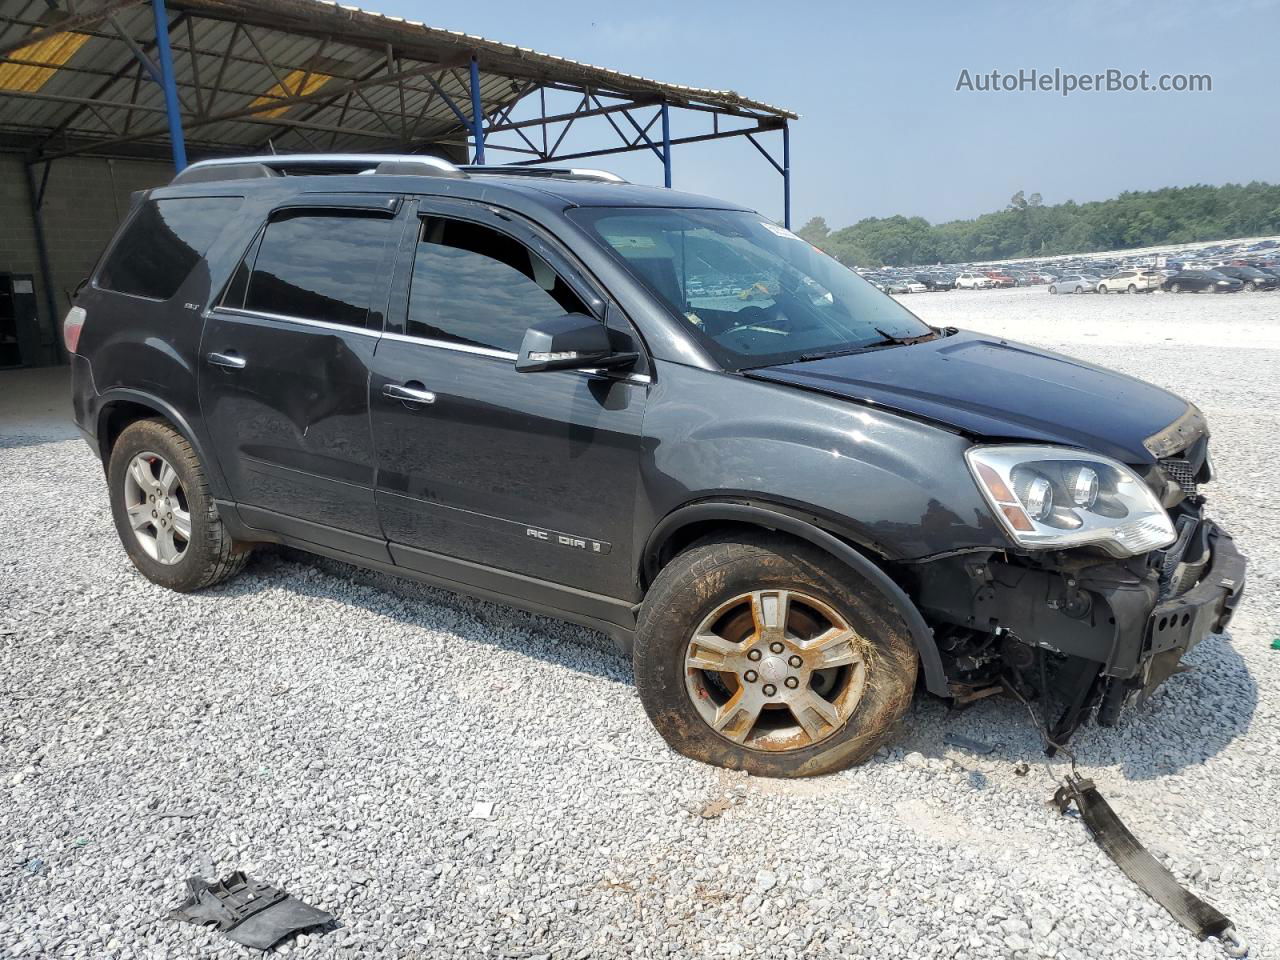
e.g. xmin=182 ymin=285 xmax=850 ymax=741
xmin=234 ymin=213 xmax=394 ymax=329
xmin=97 ymin=196 xmax=242 ymax=300
xmin=406 ymin=216 xmax=588 ymax=352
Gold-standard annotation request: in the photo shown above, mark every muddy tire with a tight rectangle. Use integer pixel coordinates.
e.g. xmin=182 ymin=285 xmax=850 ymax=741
xmin=107 ymin=418 xmax=251 ymax=592
xmin=633 ymin=535 xmax=917 ymax=777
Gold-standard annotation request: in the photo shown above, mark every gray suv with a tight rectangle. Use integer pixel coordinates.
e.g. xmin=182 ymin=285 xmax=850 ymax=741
xmin=67 ymin=154 xmax=1244 ymax=777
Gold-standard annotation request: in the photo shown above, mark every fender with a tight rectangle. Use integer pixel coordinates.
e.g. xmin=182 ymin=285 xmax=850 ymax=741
xmin=94 ymin=387 xmax=231 ymax=500
xmin=644 ymin=501 xmax=949 ymax=697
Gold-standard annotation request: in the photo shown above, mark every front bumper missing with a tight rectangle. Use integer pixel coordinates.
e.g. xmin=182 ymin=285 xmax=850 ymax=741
xmin=916 ymin=518 xmax=1246 ymax=709
xmin=1138 ymin=526 xmax=1245 ymax=698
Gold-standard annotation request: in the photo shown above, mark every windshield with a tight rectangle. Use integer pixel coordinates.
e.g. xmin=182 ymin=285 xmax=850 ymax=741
xmin=569 ymin=207 xmax=934 ymax=370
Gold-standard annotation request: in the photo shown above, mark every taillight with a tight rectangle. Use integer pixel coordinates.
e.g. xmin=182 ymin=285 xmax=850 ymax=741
xmin=63 ymin=306 xmax=86 ymax=354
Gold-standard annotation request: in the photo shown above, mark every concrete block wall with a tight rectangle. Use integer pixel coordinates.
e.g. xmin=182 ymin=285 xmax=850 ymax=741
xmin=0 ymin=153 xmax=171 ymax=364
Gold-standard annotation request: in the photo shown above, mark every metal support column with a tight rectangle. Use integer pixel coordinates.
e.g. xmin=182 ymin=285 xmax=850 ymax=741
xmin=149 ymin=0 xmax=186 ymax=170
xmin=469 ymin=56 xmax=485 ymax=164
xmin=22 ymin=161 xmax=63 ymax=364
xmin=660 ymin=102 xmax=672 ymax=187
xmin=782 ymin=122 xmax=791 ymax=229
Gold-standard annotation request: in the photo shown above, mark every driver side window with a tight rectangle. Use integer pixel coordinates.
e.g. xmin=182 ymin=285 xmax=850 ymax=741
xmin=407 ymin=216 xmax=589 ymax=353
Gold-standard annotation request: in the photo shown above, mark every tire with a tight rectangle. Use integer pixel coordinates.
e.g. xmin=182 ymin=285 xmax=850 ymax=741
xmin=1074 ymin=285 xmax=1084 ymax=294
xmin=1098 ymin=285 xmax=1108 ymax=294
xmin=633 ymin=534 xmax=917 ymax=777
xmin=1048 ymin=285 xmax=1057 ymax=295
xmin=1170 ymin=283 xmax=1181 ymax=294
xmin=1127 ymin=284 xmax=1137 ymax=294
xmin=107 ymin=418 xmax=251 ymax=592
xmin=1246 ymin=281 xmax=1257 ymax=292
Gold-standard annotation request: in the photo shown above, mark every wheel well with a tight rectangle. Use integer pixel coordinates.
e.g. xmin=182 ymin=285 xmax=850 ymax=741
xmin=649 ymin=518 xmax=772 ymax=583
xmin=98 ymin=401 xmax=165 ymax=462
xmin=643 ymin=507 xmax=950 ymax=697
xmin=647 ymin=516 xmax=891 ymax=591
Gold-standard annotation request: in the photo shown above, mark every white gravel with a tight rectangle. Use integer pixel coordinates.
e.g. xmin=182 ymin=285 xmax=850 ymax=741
xmin=2 ymin=286 xmax=1278 ymax=960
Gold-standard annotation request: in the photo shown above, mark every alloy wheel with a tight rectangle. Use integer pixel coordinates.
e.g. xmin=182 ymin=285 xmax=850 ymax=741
xmin=684 ymin=589 xmax=868 ymax=752
xmin=122 ymin=452 xmax=191 ymax=564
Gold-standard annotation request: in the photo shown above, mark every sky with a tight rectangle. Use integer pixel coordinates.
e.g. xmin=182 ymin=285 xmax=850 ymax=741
xmin=373 ymin=0 xmax=1279 ymax=229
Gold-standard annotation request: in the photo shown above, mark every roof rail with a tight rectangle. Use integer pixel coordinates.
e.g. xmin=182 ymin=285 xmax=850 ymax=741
xmin=459 ymin=166 xmax=628 ymax=184
xmin=171 ymin=153 xmax=465 ymax=185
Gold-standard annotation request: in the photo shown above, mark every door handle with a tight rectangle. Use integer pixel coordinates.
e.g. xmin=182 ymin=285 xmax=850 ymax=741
xmin=382 ymin=382 xmax=436 ymax=405
xmin=207 ymin=351 xmax=246 ymax=369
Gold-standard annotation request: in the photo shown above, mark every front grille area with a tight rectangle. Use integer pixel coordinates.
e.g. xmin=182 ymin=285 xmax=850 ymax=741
xmin=1159 ymin=457 xmax=1198 ymax=497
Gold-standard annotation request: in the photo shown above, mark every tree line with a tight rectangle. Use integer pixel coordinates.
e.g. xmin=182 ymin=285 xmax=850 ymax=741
xmin=795 ymin=182 xmax=1280 ymax=267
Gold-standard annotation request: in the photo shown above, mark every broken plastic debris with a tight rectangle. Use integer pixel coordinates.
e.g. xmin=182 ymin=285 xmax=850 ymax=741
xmin=1270 ymin=637 xmax=1280 ymax=651
xmin=469 ymin=801 xmax=496 ymax=820
xmin=942 ymin=732 xmax=996 ymax=755
xmin=170 ymin=871 xmax=334 ymax=951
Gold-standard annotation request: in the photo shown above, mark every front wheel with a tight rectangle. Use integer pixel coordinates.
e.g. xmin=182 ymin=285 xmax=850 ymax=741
xmin=1170 ymin=282 xmax=1181 ymax=293
xmin=633 ymin=535 xmax=917 ymax=777
xmin=108 ymin=418 xmax=252 ymax=592
xmin=1048 ymin=285 xmax=1058 ymax=295
xmin=1246 ymin=281 xmax=1257 ymax=292
xmin=1127 ymin=284 xmax=1137 ymax=294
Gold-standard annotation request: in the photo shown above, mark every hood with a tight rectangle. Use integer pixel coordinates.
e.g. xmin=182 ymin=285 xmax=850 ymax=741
xmin=746 ymin=331 xmax=1191 ymax=464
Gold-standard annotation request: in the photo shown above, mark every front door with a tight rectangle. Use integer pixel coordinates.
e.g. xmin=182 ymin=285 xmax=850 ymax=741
xmin=199 ymin=197 xmax=404 ymax=559
xmin=368 ymin=198 xmax=648 ymax=603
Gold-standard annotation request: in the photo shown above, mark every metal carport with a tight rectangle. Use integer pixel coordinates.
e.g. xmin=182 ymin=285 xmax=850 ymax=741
xmin=0 ymin=0 xmax=795 ymax=367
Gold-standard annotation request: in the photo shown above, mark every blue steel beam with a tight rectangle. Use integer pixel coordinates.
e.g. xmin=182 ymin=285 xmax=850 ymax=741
xmin=469 ymin=56 xmax=485 ymax=164
xmin=149 ymin=0 xmax=186 ymax=170
xmin=782 ymin=121 xmax=791 ymax=228
xmin=660 ymin=102 xmax=671 ymax=188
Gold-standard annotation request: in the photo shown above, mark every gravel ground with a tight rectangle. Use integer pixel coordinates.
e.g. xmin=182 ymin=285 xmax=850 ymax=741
xmin=2 ymin=287 xmax=1278 ymax=960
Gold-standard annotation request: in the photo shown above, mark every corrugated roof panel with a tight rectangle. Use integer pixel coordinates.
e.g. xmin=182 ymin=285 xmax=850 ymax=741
xmin=0 ymin=29 xmax=89 ymax=92
xmin=0 ymin=0 xmax=793 ymax=158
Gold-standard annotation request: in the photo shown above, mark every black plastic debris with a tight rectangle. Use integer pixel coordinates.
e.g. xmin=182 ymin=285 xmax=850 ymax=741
xmin=169 ymin=871 xmax=334 ymax=951
xmin=1054 ymin=775 xmax=1248 ymax=958
xmin=942 ymin=732 xmax=996 ymax=755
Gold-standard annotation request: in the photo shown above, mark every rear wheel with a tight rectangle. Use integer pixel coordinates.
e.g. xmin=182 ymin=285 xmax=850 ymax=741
xmin=633 ymin=535 xmax=917 ymax=777
xmin=1246 ymin=281 xmax=1257 ymax=292
xmin=108 ymin=418 xmax=251 ymax=592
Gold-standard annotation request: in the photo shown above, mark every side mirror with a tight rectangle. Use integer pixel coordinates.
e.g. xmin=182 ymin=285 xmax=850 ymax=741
xmin=515 ymin=313 xmax=637 ymax=373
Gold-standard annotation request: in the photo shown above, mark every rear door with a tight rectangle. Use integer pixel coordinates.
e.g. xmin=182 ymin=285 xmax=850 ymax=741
xmin=198 ymin=194 xmax=406 ymax=559
xmin=368 ymin=197 xmax=649 ymax=603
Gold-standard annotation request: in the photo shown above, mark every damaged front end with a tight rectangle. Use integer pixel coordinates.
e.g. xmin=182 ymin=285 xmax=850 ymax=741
xmin=910 ymin=424 xmax=1246 ymax=742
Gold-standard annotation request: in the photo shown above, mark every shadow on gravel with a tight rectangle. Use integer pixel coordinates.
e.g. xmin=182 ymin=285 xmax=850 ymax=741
xmin=198 ymin=545 xmax=1257 ymax=779
xmin=205 ymin=546 xmax=633 ymax=684
xmin=902 ymin=632 xmax=1257 ymax=781
xmin=0 ymin=433 xmax=76 ymax=450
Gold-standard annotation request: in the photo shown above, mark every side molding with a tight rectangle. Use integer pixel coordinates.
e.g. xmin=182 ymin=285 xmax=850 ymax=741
xmin=644 ymin=502 xmax=949 ymax=697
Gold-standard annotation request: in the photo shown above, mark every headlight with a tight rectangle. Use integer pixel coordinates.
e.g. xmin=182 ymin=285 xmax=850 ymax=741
xmin=966 ymin=445 xmax=1176 ymax=556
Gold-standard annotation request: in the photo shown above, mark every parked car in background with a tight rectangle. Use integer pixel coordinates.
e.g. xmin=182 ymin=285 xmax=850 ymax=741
xmin=1097 ymin=270 xmax=1162 ymax=294
xmin=886 ymin=278 xmax=927 ymax=294
xmin=1215 ymin=265 xmax=1278 ymax=292
xmin=984 ymin=271 xmax=1016 ymax=288
xmin=1161 ymin=270 xmax=1243 ymax=294
xmin=914 ymin=272 xmax=954 ymax=291
xmin=1047 ymin=274 xmax=1099 ymax=294
xmin=954 ymin=272 xmax=993 ymax=289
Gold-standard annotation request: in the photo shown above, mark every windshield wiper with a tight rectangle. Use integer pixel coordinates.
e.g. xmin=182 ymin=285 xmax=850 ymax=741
xmin=872 ymin=325 xmax=939 ymax=346
xmin=792 ymin=346 xmax=872 ymax=363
